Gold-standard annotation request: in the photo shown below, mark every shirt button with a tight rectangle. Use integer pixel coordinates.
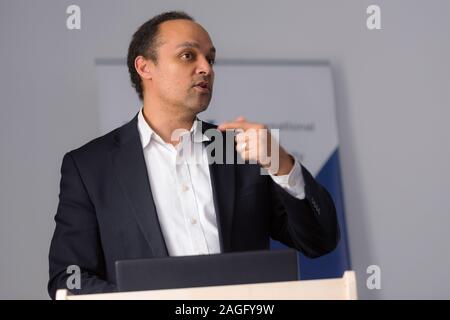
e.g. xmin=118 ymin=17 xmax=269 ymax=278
xmin=190 ymin=218 xmax=197 ymax=225
xmin=181 ymin=185 xmax=189 ymax=192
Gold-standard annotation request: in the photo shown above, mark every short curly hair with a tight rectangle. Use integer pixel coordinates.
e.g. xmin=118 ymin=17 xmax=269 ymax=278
xmin=127 ymin=11 xmax=194 ymax=100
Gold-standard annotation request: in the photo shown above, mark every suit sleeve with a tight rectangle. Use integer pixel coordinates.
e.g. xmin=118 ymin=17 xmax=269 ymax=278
xmin=269 ymin=164 xmax=340 ymax=258
xmin=48 ymin=152 xmax=116 ymax=299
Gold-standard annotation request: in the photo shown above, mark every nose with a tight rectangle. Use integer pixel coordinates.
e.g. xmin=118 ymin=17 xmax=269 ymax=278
xmin=196 ymin=55 xmax=213 ymax=76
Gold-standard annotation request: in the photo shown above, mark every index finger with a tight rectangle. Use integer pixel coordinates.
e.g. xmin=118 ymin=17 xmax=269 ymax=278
xmin=217 ymin=121 xmax=253 ymax=131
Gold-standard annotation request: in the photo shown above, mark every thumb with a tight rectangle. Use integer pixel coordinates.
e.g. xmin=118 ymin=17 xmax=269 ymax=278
xmin=235 ymin=116 xmax=246 ymax=122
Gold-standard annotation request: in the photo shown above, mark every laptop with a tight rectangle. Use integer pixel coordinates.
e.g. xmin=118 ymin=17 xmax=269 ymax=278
xmin=115 ymin=249 xmax=299 ymax=292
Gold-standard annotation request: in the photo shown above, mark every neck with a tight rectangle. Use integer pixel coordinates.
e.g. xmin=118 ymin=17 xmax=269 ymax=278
xmin=142 ymin=98 xmax=196 ymax=146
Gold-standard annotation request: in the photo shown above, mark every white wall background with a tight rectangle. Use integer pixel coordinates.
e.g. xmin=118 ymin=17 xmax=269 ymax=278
xmin=1 ymin=0 xmax=449 ymax=299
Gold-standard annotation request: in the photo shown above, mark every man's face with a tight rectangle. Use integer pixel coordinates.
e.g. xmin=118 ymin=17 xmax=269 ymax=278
xmin=148 ymin=19 xmax=215 ymax=115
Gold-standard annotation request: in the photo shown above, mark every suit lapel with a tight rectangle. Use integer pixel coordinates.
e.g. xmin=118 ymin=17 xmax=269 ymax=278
xmin=202 ymin=121 xmax=236 ymax=253
xmin=111 ymin=114 xmax=168 ymax=258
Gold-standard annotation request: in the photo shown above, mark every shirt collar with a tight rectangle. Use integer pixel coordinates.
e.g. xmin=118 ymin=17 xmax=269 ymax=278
xmin=137 ymin=108 xmax=210 ymax=149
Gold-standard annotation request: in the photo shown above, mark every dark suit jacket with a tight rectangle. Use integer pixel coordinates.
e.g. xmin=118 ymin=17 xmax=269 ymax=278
xmin=48 ymin=114 xmax=340 ymax=299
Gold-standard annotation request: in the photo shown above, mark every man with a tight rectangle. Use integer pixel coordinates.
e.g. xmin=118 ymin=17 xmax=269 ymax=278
xmin=48 ymin=11 xmax=339 ymax=299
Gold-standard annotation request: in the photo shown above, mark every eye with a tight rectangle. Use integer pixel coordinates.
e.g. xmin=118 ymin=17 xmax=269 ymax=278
xmin=180 ymin=52 xmax=194 ymax=61
xmin=208 ymin=58 xmax=216 ymax=65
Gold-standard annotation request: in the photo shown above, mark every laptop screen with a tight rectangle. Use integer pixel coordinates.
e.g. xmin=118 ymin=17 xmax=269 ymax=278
xmin=115 ymin=249 xmax=299 ymax=292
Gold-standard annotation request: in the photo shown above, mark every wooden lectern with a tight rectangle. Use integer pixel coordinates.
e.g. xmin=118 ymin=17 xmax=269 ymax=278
xmin=56 ymin=270 xmax=357 ymax=300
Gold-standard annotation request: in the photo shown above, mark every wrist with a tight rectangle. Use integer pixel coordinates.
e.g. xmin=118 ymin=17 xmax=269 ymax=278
xmin=270 ymin=149 xmax=294 ymax=176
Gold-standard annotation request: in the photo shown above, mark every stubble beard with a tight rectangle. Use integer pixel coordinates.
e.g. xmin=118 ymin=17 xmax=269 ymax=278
xmin=184 ymin=87 xmax=212 ymax=115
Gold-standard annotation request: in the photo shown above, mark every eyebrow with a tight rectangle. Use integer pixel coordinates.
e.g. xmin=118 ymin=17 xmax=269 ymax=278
xmin=175 ymin=41 xmax=216 ymax=54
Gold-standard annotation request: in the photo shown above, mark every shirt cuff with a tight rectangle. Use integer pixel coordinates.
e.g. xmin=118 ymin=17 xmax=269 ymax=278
xmin=269 ymin=158 xmax=306 ymax=200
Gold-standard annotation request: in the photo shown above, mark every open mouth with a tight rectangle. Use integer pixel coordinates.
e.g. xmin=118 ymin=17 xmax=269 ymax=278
xmin=194 ymin=81 xmax=211 ymax=93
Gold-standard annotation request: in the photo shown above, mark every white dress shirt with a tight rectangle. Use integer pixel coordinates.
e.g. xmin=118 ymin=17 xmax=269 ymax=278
xmin=137 ymin=109 xmax=306 ymax=257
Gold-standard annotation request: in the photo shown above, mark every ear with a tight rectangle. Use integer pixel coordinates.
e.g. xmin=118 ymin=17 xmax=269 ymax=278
xmin=134 ymin=56 xmax=154 ymax=81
